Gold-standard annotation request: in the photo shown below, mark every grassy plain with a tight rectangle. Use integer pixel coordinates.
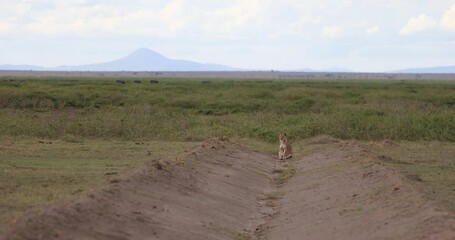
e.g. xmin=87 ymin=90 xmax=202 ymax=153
xmin=367 ymin=141 xmax=455 ymax=212
xmin=0 ymin=76 xmax=454 ymax=142
xmin=0 ymin=76 xmax=454 ymax=230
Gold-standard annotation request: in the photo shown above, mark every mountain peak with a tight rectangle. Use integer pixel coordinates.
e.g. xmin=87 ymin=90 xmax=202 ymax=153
xmin=126 ymin=48 xmax=166 ymax=60
xmin=0 ymin=48 xmax=235 ymax=71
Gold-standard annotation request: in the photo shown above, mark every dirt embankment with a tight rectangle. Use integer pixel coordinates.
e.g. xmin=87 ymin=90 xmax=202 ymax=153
xmin=262 ymin=141 xmax=455 ymax=240
xmin=4 ymin=138 xmax=455 ymax=240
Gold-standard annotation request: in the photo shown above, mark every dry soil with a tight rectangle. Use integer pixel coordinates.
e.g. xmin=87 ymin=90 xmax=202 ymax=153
xmin=3 ymin=138 xmax=455 ymax=240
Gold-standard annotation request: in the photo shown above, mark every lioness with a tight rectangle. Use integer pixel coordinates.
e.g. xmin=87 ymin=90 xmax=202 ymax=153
xmin=278 ymin=132 xmax=293 ymax=161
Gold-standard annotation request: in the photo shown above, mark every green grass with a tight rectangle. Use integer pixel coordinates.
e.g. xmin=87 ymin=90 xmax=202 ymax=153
xmin=0 ymin=77 xmax=454 ymax=142
xmin=228 ymin=231 xmax=251 ymax=240
xmin=275 ymin=163 xmax=298 ymax=184
xmin=367 ymin=141 xmax=455 ymax=212
xmin=263 ymin=190 xmax=287 ymax=200
xmin=0 ymin=138 xmax=198 ymax=226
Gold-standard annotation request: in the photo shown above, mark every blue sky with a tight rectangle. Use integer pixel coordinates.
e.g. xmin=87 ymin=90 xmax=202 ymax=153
xmin=1 ymin=0 xmax=455 ymax=72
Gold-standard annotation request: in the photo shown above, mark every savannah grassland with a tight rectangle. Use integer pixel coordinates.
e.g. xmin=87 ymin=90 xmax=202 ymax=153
xmin=0 ymin=76 xmax=454 ymax=229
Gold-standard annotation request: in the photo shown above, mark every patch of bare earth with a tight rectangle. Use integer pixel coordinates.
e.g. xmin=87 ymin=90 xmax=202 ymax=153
xmin=3 ymin=138 xmax=455 ymax=240
xmin=262 ymin=141 xmax=455 ymax=240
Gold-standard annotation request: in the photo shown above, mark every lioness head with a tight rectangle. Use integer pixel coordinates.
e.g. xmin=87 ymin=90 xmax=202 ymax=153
xmin=279 ymin=132 xmax=288 ymax=141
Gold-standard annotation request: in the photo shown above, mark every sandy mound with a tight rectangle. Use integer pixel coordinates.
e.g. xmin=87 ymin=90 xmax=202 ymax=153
xmin=4 ymin=138 xmax=455 ymax=240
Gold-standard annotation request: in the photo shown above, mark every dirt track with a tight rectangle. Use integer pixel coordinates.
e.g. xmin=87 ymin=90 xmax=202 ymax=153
xmin=4 ymin=138 xmax=455 ymax=240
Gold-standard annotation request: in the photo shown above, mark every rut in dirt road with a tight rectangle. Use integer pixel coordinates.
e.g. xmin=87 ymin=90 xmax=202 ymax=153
xmin=4 ymin=138 xmax=455 ymax=240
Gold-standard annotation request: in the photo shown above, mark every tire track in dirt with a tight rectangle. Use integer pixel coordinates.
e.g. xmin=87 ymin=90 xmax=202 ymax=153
xmin=4 ymin=138 xmax=455 ymax=240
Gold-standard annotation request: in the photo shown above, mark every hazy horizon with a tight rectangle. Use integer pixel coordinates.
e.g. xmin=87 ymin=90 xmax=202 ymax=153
xmin=1 ymin=0 xmax=455 ymax=72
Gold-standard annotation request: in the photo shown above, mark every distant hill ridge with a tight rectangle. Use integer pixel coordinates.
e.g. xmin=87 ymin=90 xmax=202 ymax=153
xmin=0 ymin=48 xmax=235 ymax=72
xmin=0 ymin=48 xmax=454 ymax=73
xmin=393 ymin=66 xmax=455 ymax=74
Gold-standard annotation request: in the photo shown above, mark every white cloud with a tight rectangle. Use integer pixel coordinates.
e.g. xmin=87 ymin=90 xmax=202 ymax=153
xmin=399 ymin=4 xmax=455 ymax=35
xmin=399 ymin=14 xmax=437 ymax=35
xmin=441 ymin=4 xmax=455 ymax=31
xmin=0 ymin=19 xmax=16 ymax=34
xmin=341 ymin=0 xmax=352 ymax=6
xmin=203 ymin=0 xmax=265 ymax=36
xmin=3 ymin=0 xmax=191 ymax=37
xmin=321 ymin=26 xmax=342 ymax=39
xmin=268 ymin=15 xmax=320 ymax=38
xmin=366 ymin=26 xmax=379 ymax=35
xmin=157 ymin=0 xmax=189 ymax=34
xmin=25 ymin=16 xmax=64 ymax=36
xmin=0 ymin=1 xmax=32 ymax=17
